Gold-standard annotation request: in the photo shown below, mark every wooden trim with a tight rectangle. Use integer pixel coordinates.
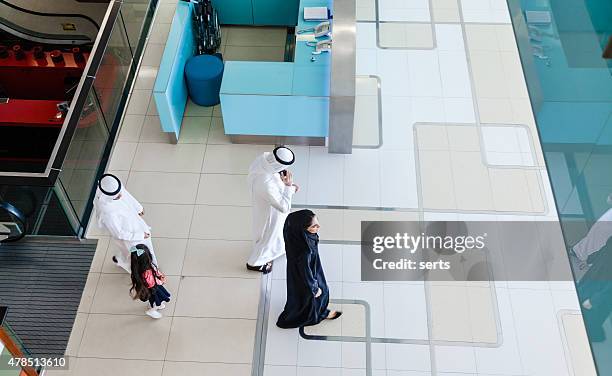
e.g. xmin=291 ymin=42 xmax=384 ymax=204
xmin=0 ymin=327 xmax=38 ymax=376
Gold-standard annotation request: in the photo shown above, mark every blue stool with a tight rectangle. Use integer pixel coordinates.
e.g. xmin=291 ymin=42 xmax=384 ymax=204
xmin=184 ymin=54 xmax=224 ymax=106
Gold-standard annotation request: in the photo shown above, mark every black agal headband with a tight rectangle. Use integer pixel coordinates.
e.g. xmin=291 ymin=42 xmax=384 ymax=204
xmin=98 ymin=173 xmax=122 ymax=196
xmin=273 ymin=146 xmax=295 ymax=166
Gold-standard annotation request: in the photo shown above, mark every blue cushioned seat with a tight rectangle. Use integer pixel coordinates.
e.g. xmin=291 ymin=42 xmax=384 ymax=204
xmin=184 ymin=54 xmax=224 ymax=106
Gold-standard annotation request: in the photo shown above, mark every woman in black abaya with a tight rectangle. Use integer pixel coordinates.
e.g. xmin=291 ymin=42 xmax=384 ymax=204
xmin=276 ymin=209 xmax=342 ymax=328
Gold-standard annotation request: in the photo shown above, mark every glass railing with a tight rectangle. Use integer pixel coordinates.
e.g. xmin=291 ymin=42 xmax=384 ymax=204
xmin=508 ymin=0 xmax=612 ymax=374
xmin=0 ymin=0 xmax=158 ymax=236
xmin=56 ymin=0 xmax=159 ymax=236
xmin=58 ymin=89 xmax=111 ymax=228
xmin=0 ymin=307 xmax=41 ymax=376
xmin=0 ymin=185 xmax=77 ymax=236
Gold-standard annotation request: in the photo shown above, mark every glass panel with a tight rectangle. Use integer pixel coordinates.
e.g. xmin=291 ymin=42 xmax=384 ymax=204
xmin=0 ymin=186 xmax=53 ymax=235
xmin=508 ymin=0 xmax=612 ymax=374
xmin=0 ymin=0 xmax=158 ymax=236
xmin=1 ymin=324 xmax=31 ymax=358
xmin=35 ymin=188 xmax=80 ymax=236
xmin=94 ymin=15 xmax=133 ymax=130
xmin=63 ymin=1 xmax=159 ymax=233
xmin=0 ymin=107 xmax=63 ymax=174
xmin=0 ymin=1 xmax=106 ymax=174
xmin=122 ymin=0 xmax=158 ymax=51
xmin=53 ymin=181 xmax=82 ymax=235
xmin=58 ymin=89 xmax=109 ymax=224
xmin=0 ymin=185 xmax=77 ymax=237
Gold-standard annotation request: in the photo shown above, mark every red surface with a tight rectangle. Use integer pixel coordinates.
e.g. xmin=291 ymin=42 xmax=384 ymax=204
xmin=0 ymin=99 xmax=64 ymax=127
xmin=0 ymin=49 xmax=89 ymax=100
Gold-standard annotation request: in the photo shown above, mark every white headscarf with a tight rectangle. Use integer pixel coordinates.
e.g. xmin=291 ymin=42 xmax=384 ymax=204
xmin=93 ymin=174 xmax=122 ymax=226
xmin=247 ymin=147 xmax=295 ymax=186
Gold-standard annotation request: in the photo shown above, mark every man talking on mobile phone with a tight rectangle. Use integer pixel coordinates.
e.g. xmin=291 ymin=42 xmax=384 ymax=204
xmin=246 ymin=146 xmax=299 ymax=274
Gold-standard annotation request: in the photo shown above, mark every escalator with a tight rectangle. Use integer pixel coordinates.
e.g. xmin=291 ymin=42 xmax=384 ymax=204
xmin=0 ymin=200 xmax=26 ymax=242
xmin=0 ymin=185 xmax=75 ymax=238
xmin=0 ymin=0 xmax=158 ymax=237
xmin=0 ymin=0 xmax=103 ymax=46
xmin=0 ymin=1 xmax=108 ymax=173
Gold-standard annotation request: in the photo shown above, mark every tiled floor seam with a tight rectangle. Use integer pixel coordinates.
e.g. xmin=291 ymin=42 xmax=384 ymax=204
xmin=428 ymin=0 xmax=549 ymax=215
xmin=251 ymin=274 xmax=272 ymax=376
xmin=75 ymin=313 xmax=270 ymax=320
xmin=557 ymin=309 xmax=588 ymax=376
xmin=500 ymin=282 xmax=528 ymax=375
xmin=70 ymin=356 xmax=252 ymax=365
xmin=415 ymin=122 xmax=544 ymax=171
xmin=373 ymin=0 xmax=438 ymax=50
xmin=413 ymin=123 xmax=550 ymax=214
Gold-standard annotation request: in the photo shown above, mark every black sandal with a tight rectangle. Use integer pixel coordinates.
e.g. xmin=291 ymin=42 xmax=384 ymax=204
xmin=326 ymin=311 xmax=342 ymax=320
xmin=246 ymin=262 xmax=273 ymax=274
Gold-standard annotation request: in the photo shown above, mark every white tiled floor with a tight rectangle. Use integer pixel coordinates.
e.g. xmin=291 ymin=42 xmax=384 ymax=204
xmin=378 ymin=23 xmax=435 ymax=49
xmin=260 ymin=0 xmax=594 ymax=374
xmin=379 ymin=0 xmax=431 ymax=22
xmin=460 ymin=0 xmax=511 ymax=24
xmin=55 ymin=0 xmax=598 ymax=375
xmin=481 ymin=125 xmax=535 ymax=167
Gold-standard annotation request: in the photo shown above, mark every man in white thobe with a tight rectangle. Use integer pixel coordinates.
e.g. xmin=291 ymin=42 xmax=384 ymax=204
xmin=246 ymin=146 xmax=298 ymax=274
xmin=93 ymin=174 xmax=158 ymax=272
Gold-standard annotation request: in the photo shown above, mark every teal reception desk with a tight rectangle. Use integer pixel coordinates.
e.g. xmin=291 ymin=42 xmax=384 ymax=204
xmin=153 ymin=0 xmax=355 ymax=151
xmin=219 ymin=0 xmax=333 ymax=144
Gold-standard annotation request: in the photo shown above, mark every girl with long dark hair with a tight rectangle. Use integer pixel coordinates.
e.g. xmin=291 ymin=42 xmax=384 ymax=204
xmin=129 ymin=244 xmax=171 ymax=319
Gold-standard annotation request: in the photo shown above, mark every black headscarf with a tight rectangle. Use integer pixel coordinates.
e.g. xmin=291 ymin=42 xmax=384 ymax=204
xmin=278 ymin=209 xmax=330 ymax=328
xmin=284 ymin=209 xmax=318 ymax=257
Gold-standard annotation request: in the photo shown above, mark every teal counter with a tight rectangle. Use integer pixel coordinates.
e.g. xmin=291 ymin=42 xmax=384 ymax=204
xmin=212 ymin=0 xmax=299 ymax=26
xmin=221 ymin=44 xmax=330 ymax=96
xmin=220 ymin=62 xmax=295 ymax=95
xmin=220 ymin=0 xmax=332 ymax=139
xmin=153 ymin=1 xmax=195 ymax=142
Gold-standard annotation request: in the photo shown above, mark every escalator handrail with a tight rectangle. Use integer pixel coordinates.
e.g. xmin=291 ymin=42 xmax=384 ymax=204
xmin=0 ymin=201 xmax=26 ymax=242
xmin=0 ymin=16 xmax=92 ymax=44
xmin=0 ymin=0 xmax=100 ymax=31
xmin=0 ymin=306 xmax=6 ymax=325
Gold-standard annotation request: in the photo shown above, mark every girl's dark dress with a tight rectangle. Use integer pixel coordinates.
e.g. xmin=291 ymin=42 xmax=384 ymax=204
xmin=140 ymin=268 xmax=171 ymax=308
xmin=277 ymin=210 xmax=330 ymax=328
